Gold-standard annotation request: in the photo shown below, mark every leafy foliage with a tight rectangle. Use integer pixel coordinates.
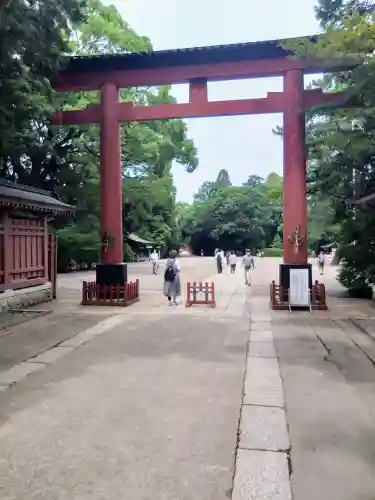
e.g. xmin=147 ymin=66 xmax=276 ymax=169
xmin=180 ymin=171 xmax=283 ymax=255
xmin=284 ymin=0 xmax=375 ymax=291
xmin=0 ymin=0 xmax=198 ymax=269
xmin=263 ymin=247 xmax=284 ymax=257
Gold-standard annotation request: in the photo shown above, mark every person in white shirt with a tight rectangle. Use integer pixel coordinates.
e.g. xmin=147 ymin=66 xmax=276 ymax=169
xmin=215 ymin=249 xmax=223 ymax=274
xmin=149 ymin=249 xmax=159 ymax=274
xmin=242 ymin=251 xmax=255 ymax=285
xmin=229 ymin=251 xmax=237 ymax=274
xmin=317 ymin=251 xmax=325 ymax=275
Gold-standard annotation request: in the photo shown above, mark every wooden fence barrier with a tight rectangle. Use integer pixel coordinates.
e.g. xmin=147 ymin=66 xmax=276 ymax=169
xmin=269 ymin=279 xmax=327 ymax=311
xmin=185 ymin=281 xmax=216 ymax=308
xmin=82 ymin=279 xmax=140 ymax=306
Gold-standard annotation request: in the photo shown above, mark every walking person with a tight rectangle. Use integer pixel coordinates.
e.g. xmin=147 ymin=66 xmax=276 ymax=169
xmin=149 ymin=248 xmax=159 ymax=274
xmin=229 ymin=251 xmax=237 ymax=274
xmin=242 ymin=250 xmax=255 ymax=285
xmin=317 ymin=251 xmax=325 ymax=275
xmin=163 ymin=249 xmax=181 ymax=306
xmin=225 ymin=251 xmax=230 ymax=266
xmin=215 ymin=249 xmax=223 ymax=274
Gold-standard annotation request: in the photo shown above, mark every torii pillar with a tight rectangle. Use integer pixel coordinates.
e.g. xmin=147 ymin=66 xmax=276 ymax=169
xmin=280 ymin=69 xmax=312 ymax=288
xmin=95 ymin=82 xmax=128 ymax=285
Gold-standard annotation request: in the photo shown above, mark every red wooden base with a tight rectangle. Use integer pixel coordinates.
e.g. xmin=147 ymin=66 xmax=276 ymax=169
xmin=186 ymin=281 xmax=216 ymax=308
xmin=270 ymin=280 xmax=327 ymax=311
xmin=82 ymin=279 xmax=140 ymax=306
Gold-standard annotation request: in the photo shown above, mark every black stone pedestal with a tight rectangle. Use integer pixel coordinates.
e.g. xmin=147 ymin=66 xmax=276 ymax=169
xmin=96 ymin=263 xmax=128 ymax=286
xmin=279 ymin=263 xmax=312 ymax=289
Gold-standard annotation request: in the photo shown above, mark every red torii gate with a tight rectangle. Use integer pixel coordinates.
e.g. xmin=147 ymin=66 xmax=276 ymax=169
xmin=54 ymin=36 xmax=350 ymax=296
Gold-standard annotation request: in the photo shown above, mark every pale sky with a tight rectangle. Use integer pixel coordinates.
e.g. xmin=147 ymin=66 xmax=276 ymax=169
xmin=111 ymin=0 xmax=320 ymax=202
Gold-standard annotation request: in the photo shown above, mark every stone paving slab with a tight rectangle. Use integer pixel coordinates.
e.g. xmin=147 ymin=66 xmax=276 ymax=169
xmin=232 ymin=450 xmax=292 ymax=500
xmin=0 ymin=310 xmax=51 ymax=334
xmin=244 ymin=358 xmax=284 ymax=407
xmin=58 ymin=331 xmax=97 ymax=348
xmin=0 ymin=315 xmax=134 ymax=392
xmin=239 ymin=406 xmax=290 ymax=452
xmin=350 ymin=318 xmax=375 ymax=342
xmin=0 ymin=362 xmax=44 ymax=387
xmin=274 ymin=317 xmax=375 ymax=500
xmin=0 ymin=313 xmax=110 ymax=372
xmin=336 ymin=319 xmax=375 ymax=365
xmin=250 ymin=321 xmax=272 ymax=331
xmin=249 ymin=329 xmax=273 ymax=342
xmin=248 ymin=341 xmax=276 ymax=358
xmin=0 ymin=314 xmax=248 ymax=500
xmin=251 ymin=316 xmax=272 ymax=323
xmin=28 ymin=346 xmax=75 ymax=365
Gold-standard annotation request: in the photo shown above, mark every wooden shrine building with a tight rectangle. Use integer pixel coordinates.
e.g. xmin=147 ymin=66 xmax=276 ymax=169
xmin=0 ymin=179 xmax=73 ymax=310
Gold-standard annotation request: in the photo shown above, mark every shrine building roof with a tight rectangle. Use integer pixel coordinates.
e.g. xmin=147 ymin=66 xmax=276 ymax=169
xmin=0 ymin=179 xmax=74 ymax=214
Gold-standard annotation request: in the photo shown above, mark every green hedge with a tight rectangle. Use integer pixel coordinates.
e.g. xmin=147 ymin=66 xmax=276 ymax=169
xmin=262 ymin=247 xmax=283 ymax=257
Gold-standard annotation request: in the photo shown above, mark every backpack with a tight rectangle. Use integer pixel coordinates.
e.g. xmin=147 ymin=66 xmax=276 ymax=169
xmin=164 ymin=260 xmax=176 ymax=282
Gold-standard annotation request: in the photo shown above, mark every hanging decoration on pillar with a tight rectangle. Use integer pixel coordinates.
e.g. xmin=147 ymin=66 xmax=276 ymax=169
xmin=288 ymin=225 xmax=304 ymax=254
xmin=101 ymin=231 xmax=115 ymax=253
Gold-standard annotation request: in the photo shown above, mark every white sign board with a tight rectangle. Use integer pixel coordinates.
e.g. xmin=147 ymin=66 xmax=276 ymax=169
xmin=289 ymin=269 xmax=310 ymax=307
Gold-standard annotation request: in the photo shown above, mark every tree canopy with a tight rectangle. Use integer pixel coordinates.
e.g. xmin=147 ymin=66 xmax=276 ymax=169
xmin=284 ymin=0 xmax=375 ymax=293
xmin=0 ymin=0 xmax=198 ymax=269
xmin=180 ymin=171 xmax=283 ymax=255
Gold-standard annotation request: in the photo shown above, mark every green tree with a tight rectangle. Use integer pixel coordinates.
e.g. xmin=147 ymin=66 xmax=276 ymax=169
xmin=182 ymin=175 xmax=276 ymax=254
xmin=59 ymin=0 xmax=198 ymax=264
xmin=194 ymin=169 xmax=231 ymax=203
xmin=0 ymin=0 xmax=198 ymax=268
xmin=284 ymin=0 xmax=375 ymax=292
xmin=0 ymin=0 xmax=87 ymax=172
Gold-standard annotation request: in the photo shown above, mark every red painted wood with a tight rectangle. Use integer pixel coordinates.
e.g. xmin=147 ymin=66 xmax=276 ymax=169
xmin=2 ymin=212 xmax=9 ymax=286
xmin=43 ymin=217 xmax=48 ymax=279
xmin=53 ymin=90 xmax=346 ymax=126
xmin=2 ymin=217 xmax=48 ymax=286
xmin=283 ymin=70 xmax=308 ymax=265
xmin=189 ymin=79 xmax=208 ymax=104
xmin=0 ymin=277 xmax=47 ymax=292
xmin=302 ymin=89 xmax=349 ymax=108
xmin=54 ymin=105 xmax=100 ymax=125
xmin=100 ymin=83 xmax=123 ymax=264
xmin=82 ymin=280 xmax=140 ymax=305
xmin=48 ymin=234 xmax=57 ymax=299
xmin=55 ymin=57 xmax=323 ymax=92
xmin=186 ymin=281 xmax=215 ymax=307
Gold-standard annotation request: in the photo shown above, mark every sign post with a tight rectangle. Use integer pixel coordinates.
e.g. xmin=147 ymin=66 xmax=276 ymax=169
xmin=288 ymin=268 xmax=311 ymax=312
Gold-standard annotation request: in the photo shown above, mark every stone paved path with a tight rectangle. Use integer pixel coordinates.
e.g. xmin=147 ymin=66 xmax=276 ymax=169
xmin=1 ymin=258 xmax=375 ymax=499
xmin=0 ymin=260 xmax=250 ymax=500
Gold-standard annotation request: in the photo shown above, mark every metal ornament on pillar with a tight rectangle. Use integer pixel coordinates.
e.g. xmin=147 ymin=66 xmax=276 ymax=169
xmin=288 ymin=225 xmax=305 ymax=254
